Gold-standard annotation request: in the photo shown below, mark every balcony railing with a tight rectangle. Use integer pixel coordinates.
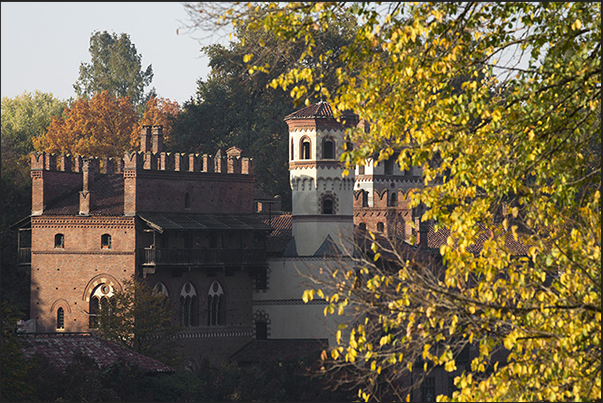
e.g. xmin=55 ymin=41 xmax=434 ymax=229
xmin=18 ymin=248 xmax=31 ymax=265
xmin=141 ymin=248 xmax=265 ymax=266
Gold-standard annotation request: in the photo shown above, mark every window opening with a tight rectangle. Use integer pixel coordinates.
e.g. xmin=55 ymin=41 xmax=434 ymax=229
xmin=207 ymin=281 xmax=224 ymax=326
xmin=377 ymin=222 xmax=385 ymax=232
xmin=89 ymin=283 xmax=113 ymax=328
xmin=322 ymin=197 xmax=334 ymax=214
xmin=362 ymin=190 xmax=369 ymax=207
xmin=301 ymin=139 xmax=311 ymax=160
xmin=389 ymin=191 xmax=398 ymax=207
xmin=101 ymin=234 xmax=111 ymax=249
xmin=180 ymin=282 xmax=198 ymax=327
xmin=56 ymin=307 xmax=64 ymax=329
xmin=54 ymin=234 xmax=65 ymax=248
xmin=322 ymin=138 xmax=334 ymax=159
xmin=184 ymin=192 xmax=190 ymax=209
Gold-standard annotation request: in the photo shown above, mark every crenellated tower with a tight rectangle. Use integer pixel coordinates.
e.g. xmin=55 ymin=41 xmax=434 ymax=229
xmin=284 ymin=101 xmax=358 ymax=256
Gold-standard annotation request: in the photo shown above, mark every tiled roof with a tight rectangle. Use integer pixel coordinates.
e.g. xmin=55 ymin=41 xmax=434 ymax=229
xmin=44 ymin=173 xmax=124 ymax=216
xmin=139 ymin=213 xmax=273 ymax=233
xmin=283 ymin=101 xmax=358 ymax=121
xmin=19 ymin=333 xmax=175 ymax=374
xmin=426 ymin=222 xmax=530 ymax=256
xmin=261 ymin=213 xmax=293 ymax=254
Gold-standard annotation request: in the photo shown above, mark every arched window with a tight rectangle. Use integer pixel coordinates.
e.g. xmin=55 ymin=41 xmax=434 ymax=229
xmin=56 ymin=307 xmax=64 ymax=329
xmin=54 ymin=234 xmax=65 ymax=248
xmin=180 ymin=282 xmax=198 ymax=327
xmin=254 ymin=311 xmax=270 ymax=340
xmin=207 ymin=281 xmax=224 ymax=326
xmin=290 ymin=138 xmax=294 ymax=161
xmin=184 ymin=192 xmax=191 ymax=209
xmin=322 ymin=197 xmax=334 ymax=214
xmin=89 ymin=284 xmax=113 ymax=328
xmin=322 ymin=137 xmax=334 ymax=159
xmin=153 ymin=282 xmax=170 ymax=297
xmin=377 ymin=222 xmax=385 ymax=232
xmin=101 ymin=234 xmax=111 ymax=249
xmin=359 ymin=223 xmax=367 ymax=232
xmin=300 ymin=137 xmax=311 ymax=160
xmin=389 ymin=191 xmax=398 ymax=207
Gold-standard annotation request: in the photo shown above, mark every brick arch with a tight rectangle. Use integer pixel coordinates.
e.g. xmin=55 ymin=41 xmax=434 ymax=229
xmin=82 ymin=274 xmax=123 ymax=302
xmin=50 ymin=298 xmax=71 ymax=314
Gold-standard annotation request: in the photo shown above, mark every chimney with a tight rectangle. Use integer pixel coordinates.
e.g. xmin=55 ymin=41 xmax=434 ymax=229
xmin=79 ymin=158 xmax=96 ymax=215
xmin=152 ymin=125 xmax=163 ymax=154
xmin=140 ymin=125 xmax=152 ymax=153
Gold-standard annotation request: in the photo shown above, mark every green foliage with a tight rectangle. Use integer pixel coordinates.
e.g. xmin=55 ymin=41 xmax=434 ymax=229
xmin=171 ymin=9 xmax=357 ymax=209
xmin=1 ymin=91 xmax=61 ymax=311
xmin=196 ymin=2 xmax=601 ymax=401
xmin=96 ymin=275 xmax=182 ymax=367
xmin=1 ymin=91 xmax=66 ymax=156
xmin=74 ymin=30 xmax=155 ymax=110
xmin=0 ymin=301 xmax=34 ymax=402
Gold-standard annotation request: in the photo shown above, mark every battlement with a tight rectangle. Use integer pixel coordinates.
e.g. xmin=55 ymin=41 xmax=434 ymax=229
xmin=31 ymin=125 xmax=253 ymax=176
xmin=31 ymin=148 xmax=252 ymax=176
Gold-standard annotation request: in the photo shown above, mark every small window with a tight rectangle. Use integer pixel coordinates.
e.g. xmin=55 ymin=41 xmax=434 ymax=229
xmin=255 ymin=320 xmax=268 ymax=340
xmin=322 ymin=197 xmax=334 ymax=214
xmin=54 ymin=234 xmax=65 ymax=248
xmin=389 ymin=191 xmax=398 ymax=207
xmin=101 ymin=234 xmax=111 ymax=249
xmin=362 ymin=190 xmax=369 ymax=207
xmin=301 ymin=138 xmax=311 ymax=160
xmin=377 ymin=222 xmax=385 ymax=232
xmin=290 ymin=138 xmax=294 ymax=161
xmin=56 ymin=307 xmax=64 ymax=329
xmin=185 ymin=192 xmax=191 ymax=209
xmin=358 ymin=165 xmax=365 ymax=175
xmin=322 ymin=138 xmax=334 ymax=159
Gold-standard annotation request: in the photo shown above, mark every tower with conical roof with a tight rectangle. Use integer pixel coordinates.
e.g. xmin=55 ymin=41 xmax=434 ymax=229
xmin=284 ymin=101 xmax=357 ymax=256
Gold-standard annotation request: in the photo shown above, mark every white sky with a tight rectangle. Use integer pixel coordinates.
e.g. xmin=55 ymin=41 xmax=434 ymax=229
xmin=1 ymin=2 xmax=221 ymax=105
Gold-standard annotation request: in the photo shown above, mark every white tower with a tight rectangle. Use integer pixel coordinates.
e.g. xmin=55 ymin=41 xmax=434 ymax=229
xmin=284 ymin=101 xmax=356 ymax=256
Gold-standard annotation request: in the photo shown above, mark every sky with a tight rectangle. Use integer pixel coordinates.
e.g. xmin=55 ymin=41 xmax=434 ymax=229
xmin=1 ymin=2 xmax=223 ymax=105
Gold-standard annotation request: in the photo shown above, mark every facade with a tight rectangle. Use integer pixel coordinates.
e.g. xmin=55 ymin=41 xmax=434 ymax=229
xmin=20 ymin=125 xmax=272 ymax=366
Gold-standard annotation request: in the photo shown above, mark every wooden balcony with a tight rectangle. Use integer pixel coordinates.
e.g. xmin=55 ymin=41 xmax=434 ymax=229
xmin=18 ymin=248 xmax=31 ymax=265
xmin=141 ymin=248 xmax=265 ymax=267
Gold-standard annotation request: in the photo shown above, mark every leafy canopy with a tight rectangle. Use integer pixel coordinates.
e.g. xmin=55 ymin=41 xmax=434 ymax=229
xmin=193 ymin=2 xmax=601 ymax=401
xmin=74 ymin=30 xmax=155 ymax=109
xmin=33 ymin=91 xmax=139 ymax=158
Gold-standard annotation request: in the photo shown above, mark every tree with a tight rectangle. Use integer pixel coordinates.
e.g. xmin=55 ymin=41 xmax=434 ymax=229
xmin=134 ymin=96 xmax=180 ymax=149
xmin=96 ymin=275 xmax=181 ymax=366
xmin=1 ymin=91 xmax=64 ymax=311
xmin=74 ymin=30 xmax=155 ymax=109
xmin=174 ymin=6 xmax=358 ymax=210
xmin=33 ymin=91 xmax=139 ymax=158
xmin=187 ymin=2 xmax=601 ymax=401
xmin=1 ymin=91 xmax=66 ymax=157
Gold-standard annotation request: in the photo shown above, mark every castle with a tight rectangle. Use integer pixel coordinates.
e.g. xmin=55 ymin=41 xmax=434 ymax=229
xmin=16 ymin=102 xmax=428 ymax=368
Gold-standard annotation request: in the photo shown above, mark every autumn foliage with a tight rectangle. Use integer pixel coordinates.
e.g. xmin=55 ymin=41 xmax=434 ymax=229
xmin=132 ymin=96 xmax=180 ymax=149
xmin=34 ymin=91 xmax=138 ymax=158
